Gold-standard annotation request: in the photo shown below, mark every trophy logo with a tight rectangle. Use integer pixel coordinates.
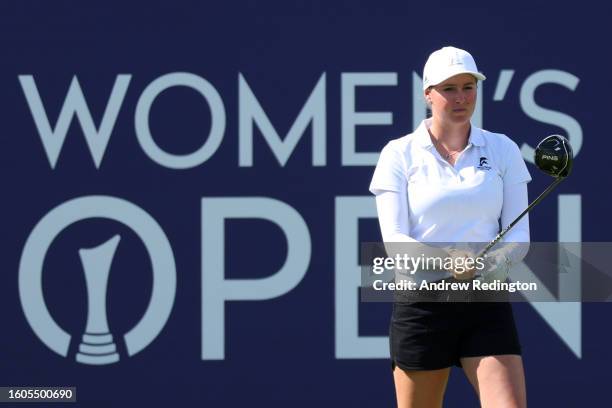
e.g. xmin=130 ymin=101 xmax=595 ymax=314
xmin=75 ymin=235 xmax=121 ymax=364
xmin=19 ymin=196 xmax=177 ymax=365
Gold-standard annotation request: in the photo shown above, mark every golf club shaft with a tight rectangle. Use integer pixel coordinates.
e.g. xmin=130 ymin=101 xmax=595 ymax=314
xmin=477 ymin=176 xmax=565 ymax=259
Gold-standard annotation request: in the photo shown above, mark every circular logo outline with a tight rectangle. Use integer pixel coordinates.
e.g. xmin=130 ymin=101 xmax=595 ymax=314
xmin=18 ymin=195 xmax=176 ymax=362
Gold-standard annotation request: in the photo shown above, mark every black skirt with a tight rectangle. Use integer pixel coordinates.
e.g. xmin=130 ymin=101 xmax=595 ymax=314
xmin=390 ymin=301 xmax=522 ymax=371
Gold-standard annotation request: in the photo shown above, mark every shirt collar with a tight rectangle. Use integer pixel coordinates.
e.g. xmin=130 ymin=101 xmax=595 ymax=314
xmin=415 ymin=118 xmax=485 ymax=148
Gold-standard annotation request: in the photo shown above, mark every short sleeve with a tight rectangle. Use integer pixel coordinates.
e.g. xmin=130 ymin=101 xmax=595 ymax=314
xmin=369 ymin=143 xmax=407 ymax=195
xmin=503 ymin=138 xmax=532 ymax=185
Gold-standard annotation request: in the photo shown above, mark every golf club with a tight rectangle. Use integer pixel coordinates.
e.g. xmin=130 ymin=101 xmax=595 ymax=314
xmin=476 ymin=134 xmax=574 ymax=259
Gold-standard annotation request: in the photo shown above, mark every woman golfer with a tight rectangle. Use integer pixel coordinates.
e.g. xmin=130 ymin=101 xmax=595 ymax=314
xmin=370 ymin=46 xmax=530 ymax=407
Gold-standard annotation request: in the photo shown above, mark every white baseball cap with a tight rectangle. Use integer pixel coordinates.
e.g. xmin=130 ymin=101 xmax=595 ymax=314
xmin=422 ymin=46 xmax=486 ymax=90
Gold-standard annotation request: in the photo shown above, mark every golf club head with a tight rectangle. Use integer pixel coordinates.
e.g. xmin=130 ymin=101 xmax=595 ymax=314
xmin=534 ymin=134 xmax=573 ymax=178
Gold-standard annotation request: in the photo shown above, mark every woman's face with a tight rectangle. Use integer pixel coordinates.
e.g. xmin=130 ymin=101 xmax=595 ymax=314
xmin=425 ymin=73 xmax=477 ymax=126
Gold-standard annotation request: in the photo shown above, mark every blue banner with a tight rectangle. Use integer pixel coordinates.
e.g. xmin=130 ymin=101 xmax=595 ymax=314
xmin=2 ymin=1 xmax=610 ymax=406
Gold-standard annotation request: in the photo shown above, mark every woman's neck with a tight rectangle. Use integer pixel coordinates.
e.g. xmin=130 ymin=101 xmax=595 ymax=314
xmin=428 ymin=117 xmax=471 ymax=150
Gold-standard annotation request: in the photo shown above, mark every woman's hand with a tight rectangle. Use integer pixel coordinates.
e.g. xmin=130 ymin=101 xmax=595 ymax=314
xmin=481 ymin=249 xmax=511 ymax=282
xmin=446 ymin=248 xmax=477 ymax=280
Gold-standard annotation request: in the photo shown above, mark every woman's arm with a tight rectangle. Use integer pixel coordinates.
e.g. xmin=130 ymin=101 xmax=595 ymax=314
xmin=375 ymin=189 xmax=451 ymax=260
xmin=481 ymin=180 xmax=531 ymax=280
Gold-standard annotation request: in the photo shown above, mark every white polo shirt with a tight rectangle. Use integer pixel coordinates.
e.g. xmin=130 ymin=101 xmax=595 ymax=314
xmin=370 ymin=119 xmax=531 ymax=244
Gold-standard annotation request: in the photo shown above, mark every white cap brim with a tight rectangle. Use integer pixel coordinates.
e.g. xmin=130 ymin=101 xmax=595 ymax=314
xmin=423 ymin=68 xmax=486 ymax=90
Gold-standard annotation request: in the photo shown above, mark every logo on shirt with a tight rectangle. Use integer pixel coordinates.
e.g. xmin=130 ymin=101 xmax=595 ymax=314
xmin=477 ymin=156 xmax=491 ymax=170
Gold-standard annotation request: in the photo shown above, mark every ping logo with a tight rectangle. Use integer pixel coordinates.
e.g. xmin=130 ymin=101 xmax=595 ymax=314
xmin=542 ymin=154 xmax=559 ymax=161
xmin=18 ymin=196 xmax=177 ymax=365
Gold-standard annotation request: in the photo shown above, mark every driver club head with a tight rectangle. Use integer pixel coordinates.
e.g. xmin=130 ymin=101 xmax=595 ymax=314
xmin=534 ymin=134 xmax=573 ymax=178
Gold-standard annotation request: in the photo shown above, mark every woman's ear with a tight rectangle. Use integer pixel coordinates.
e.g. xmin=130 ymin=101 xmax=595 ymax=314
xmin=424 ymin=89 xmax=432 ymax=105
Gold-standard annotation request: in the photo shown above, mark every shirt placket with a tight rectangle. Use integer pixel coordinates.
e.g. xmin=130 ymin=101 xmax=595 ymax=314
xmin=453 ymin=145 xmax=473 ymax=182
xmin=431 ymin=144 xmax=473 ymax=183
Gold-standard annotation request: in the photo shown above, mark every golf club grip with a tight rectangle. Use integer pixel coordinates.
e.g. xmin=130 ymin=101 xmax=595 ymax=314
xmin=476 ymin=177 xmax=565 ymax=258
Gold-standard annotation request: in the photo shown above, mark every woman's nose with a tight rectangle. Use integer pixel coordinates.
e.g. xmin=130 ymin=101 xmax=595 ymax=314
xmin=456 ymin=91 xmax=468 ymax=103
